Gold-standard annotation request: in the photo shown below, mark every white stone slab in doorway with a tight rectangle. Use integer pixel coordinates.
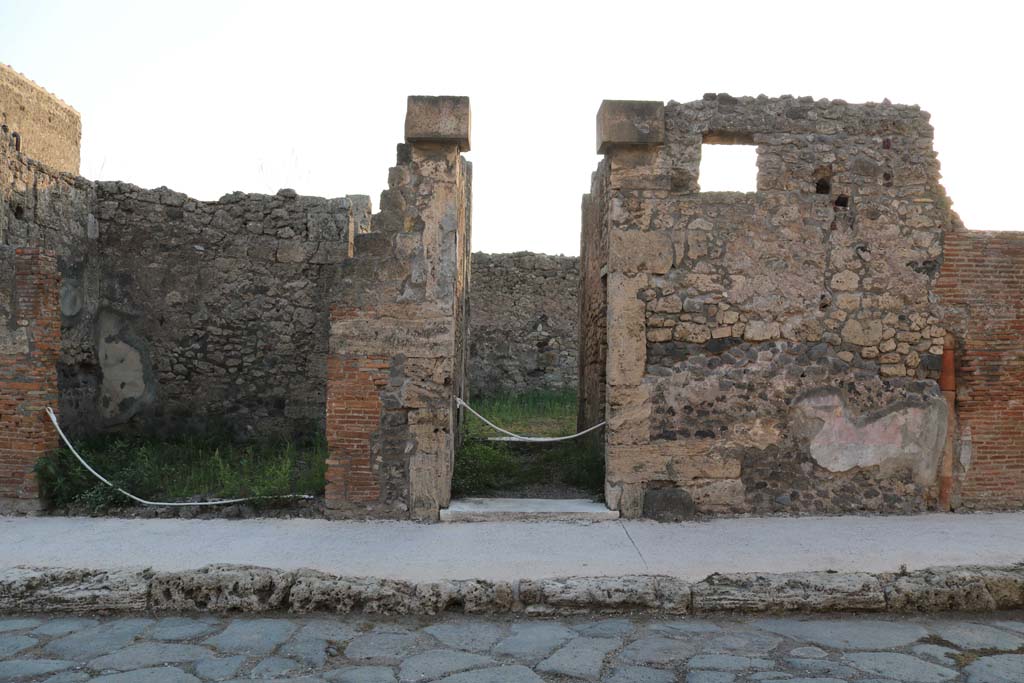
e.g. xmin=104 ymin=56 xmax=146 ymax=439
xmin=440 ymin=498 xmax=619 ymax=522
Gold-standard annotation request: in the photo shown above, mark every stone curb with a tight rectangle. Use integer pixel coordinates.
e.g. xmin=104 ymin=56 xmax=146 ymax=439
xmin=1 ymin=563 xmax=1022 ymax=615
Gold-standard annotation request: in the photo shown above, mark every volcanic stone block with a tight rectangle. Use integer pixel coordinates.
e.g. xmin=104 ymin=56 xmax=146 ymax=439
xmin=405 ymin=96 xmax=471 ymax=150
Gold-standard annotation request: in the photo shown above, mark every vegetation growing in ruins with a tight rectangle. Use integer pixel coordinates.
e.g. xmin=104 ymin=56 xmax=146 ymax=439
xmin=453 ymin=389 xmax=604 ymax=498
xmin=35 ymin=434 xmax=327 ymax=513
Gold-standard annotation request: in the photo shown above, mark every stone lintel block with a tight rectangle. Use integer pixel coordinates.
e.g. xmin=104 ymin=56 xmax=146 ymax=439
xmin=405 ymin=96 xmax=471 ymax=151
xmin=597 ymin=100 xmax=665 ymax=154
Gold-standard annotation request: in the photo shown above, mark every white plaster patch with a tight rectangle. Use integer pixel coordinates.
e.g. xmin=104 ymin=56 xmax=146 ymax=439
xmin=793 ymin=391 xmax=946 ymax=486
xmin=0 ymin=327 xmax=29 ymax=355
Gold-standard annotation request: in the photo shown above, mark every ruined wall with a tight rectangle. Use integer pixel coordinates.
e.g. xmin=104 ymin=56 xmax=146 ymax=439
xmin=325 ymin=96 xmax=471 ymax=520
xmin=590 ymin=96 xmax=960 ymax=517
xmin=937 ymin=231 xmax=1024 ymax=509
xmin=77 ymin=184 xmax=368 ymax=439
xmin=1 ymin=122 xmax=371 ymax=441
xmin=578 ymin=163 xmax=609 ymax=431
xmin=0 ymin=64 xmax=81 ymax=175
xmin=0 ymin=247 xmax=60 ymax=513
xmin=469 ymin=251 xmax=578 ymax=396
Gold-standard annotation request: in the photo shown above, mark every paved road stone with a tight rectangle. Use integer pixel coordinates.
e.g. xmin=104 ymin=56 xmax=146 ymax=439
xmin=752 ymin=618 xmax=928 ymax=649
xmin=194 ymin=654 xmax=246 ymax=680
xmin=931 ymin=622 xmax=1024 ymax=651
xmin=0 ymin=658 xmax=72 ymax=679
xmin=89 ymin=642 xmax=212 ymax=671
xmin=993 ymin=620 xmax=1024 ymax=634
xmin=0 ymin=635 xmax=36 ymax=658
xmin=648 ymin=620 xmax=721 ymax=636
xmin=784 ymin=657 xmax=860 ymax=676
xmin=6 ymin=611 xmax=1024 ymax=682
xmin=398 ymin=649 xmax=494 ymax=682
xmin=689 ymin=653 xmax=775 ymax=670
xmin=702 ymin=630 xmax=782 ymax=653
xmin=912 ymin=643 xmax=960 ymax=665
xmin=150 ymin=617 xmax=219 ymax=641
xmin=31 ymin=618 xmax=98 ymax=637
xmin=964 ymin=654 xmax=1024 ymax=683
xmin=204 ymin=619 xmax=298 ymax=655
xmin=603 ymin=665 xmax=676 ymax=682
xmin=536 ymin=636 xmax=620 ymax=680
xmin=251 ymin=655 xmax=302 ymax=678
xmin=686 ymin=672 xmax=736 ymax=683
xmin=345 ymin=632 xmax=424 ymax=663
xmin=324 ymin=665 xmax=397 ymax=682
xmin=43 ymin=619 xmax=152 ymax=660
xmin=617 ymin=636 xmax=697 ymax=665
xmin=492 ymin=622 xmax=574 ymax=659
xmin=435 ymin=665 xmax=543 ymax=682
xmin=0 ymin=618 xmax=42 ymax=633
xmin=421 ymin=622 xmax=504 ymax=652
xmin=575 ymin=618 xmax=636 ymax=637
xmin=844 ymin=652 xmax=958 ymax=682
xmin=91 ymin=667 xmax=201 ymax=683
xmin=42 ymin=672 xmax=90 ymax=683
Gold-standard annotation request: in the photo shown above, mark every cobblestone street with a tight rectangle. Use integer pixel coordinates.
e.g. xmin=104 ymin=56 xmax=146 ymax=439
xmin=1 ymin=612 xmax=1023 ymax=682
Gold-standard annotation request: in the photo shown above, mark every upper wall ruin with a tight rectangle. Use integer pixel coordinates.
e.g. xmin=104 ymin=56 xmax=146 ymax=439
xmin=0 ymin=64 xmax=81 ymax=175
xmin=582 ymin=94 xmax=1024 ymax=517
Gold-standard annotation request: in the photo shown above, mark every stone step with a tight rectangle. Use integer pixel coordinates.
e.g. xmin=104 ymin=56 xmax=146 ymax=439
xmin=440 ymin=497 xmax=620 ymax=522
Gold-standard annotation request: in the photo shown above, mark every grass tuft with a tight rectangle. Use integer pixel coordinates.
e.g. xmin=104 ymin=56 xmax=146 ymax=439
xmin=453 ymin=389 xmax=604 ymax=498
xmin=35 ymin=433 xmax=327 ymax=513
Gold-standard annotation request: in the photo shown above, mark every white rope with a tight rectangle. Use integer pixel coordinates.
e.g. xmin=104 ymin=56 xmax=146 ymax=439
xmin=455 ymin=397 xmax=606 ymax=443
xmin=45 ymin=407 xmax=314 ymax=507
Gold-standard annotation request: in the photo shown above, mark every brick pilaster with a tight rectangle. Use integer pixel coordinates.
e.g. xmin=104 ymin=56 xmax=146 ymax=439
xmin=0 ymin=248 xmax=60 ymax=513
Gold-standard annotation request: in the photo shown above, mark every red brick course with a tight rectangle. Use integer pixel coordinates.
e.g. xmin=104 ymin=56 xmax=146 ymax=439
xmin=0 ymin=248 xmax=60 ymax=511
xmin=324 ymin=308 xmax=388 ymax=506
xmin=936 ymin=231 xmax=1024 ymax=509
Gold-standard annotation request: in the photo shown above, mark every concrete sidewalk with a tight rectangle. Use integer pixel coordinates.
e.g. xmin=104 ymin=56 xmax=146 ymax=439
xmin=3 ymin=512 xmax=1023 ymax=581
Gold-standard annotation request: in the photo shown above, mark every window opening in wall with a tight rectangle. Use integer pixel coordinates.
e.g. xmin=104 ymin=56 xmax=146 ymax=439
xmin=699 ymin=137 xmax=757 ymax=192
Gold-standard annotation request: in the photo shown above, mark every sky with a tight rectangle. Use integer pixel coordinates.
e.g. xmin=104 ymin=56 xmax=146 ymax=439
xmin=1 ymin=0 xmax=1020 ymax=256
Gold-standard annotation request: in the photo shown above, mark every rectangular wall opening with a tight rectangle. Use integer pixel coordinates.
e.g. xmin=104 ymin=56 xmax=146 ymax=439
xmin=699 ymin=134 xmax=758 ymax=192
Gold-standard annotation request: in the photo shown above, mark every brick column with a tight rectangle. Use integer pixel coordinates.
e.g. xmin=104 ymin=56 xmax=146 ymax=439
xmin=0 ymin=247 xmax=60 ymax=513
xmin=325 ymin=96 xmax=471 ymax=520
xmin=936 ymin=231 xmax=1024 ymax=509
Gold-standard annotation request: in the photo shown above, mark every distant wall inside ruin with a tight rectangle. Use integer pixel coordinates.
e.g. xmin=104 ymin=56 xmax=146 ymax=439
xmin=469 ymin=252 xmax=578 ymax=397
xmin=0 ymin=64 xmax=81 ymax=175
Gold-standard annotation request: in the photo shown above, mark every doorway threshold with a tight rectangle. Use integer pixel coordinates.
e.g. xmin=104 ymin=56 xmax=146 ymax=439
xmin=440 ymin=497 xmax=620 ymax=522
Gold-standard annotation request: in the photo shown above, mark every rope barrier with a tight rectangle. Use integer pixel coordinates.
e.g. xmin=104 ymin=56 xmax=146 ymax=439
xmin=455 ymin=397 xmax=606 ymax=443
xmin=45 ymin=407 xmax=315 ymax=507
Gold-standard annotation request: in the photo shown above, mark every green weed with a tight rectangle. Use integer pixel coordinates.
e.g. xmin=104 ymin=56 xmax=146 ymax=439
xmin=453 ymin=390 xmax=604 ymax=498
xmin=35 ymin=433 xmax=327 ymax=513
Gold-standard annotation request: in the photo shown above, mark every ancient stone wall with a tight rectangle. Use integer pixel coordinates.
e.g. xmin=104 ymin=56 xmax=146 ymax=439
xmin=469 ymin=252 xmax=578 ymax=396
xmin=588 ymin=96 xmax=963 ymax=518
xmin=0 ymin=247 xmax=60 ymax=513
xmin=0 ymin=64 xmax=81 ymax=175
xmin=937 ymin=231 xmax=1024 ymax=509
xmin=2 ymin=131 xmax=371 ymax=440
xmin=325 ymin=96 xmax=472 ymax=520
xmin=77 ymin=184 xmax=368 ymax=439
xmin=578 ymin=163 xmax=609 ymax=431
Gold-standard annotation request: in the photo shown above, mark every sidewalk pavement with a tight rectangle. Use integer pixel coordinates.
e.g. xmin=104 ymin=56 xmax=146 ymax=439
xmin=3 ymin=512 xmax=1022 ymax=582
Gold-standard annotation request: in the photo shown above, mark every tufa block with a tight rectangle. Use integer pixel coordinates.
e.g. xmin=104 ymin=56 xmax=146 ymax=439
xmin=405 ymin=96 xmax=471 ymax=151
xmin=596 ymin=100 xmax=664 ymax=154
